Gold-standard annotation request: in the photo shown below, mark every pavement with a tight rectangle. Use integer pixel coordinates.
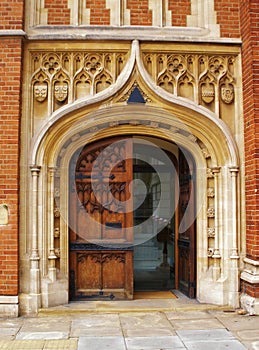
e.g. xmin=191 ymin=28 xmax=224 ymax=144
xmin=0 ymin=291 xmax=258 ymax=350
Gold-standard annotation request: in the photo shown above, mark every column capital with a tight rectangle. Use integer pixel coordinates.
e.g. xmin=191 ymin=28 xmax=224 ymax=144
xmin=30 ymin=164 xmax=41 ymax=174
xmin=48 ymin=166 xmax=57 ymax=172
xmin=211 ymin=166 xmax=221 ymax=174
xmin=229 ymin=166 xmax=239 ymax=174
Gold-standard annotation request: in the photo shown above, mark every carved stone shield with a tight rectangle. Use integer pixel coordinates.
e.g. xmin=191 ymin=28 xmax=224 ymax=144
xmin=221 ymin=85 xmax=234 ymax=104
xmin=54 ymin=83 xmax=68 ymax=102
xmin=201 ymin=83 xmax=215 ymax=104
xmin=34 ymin=83 xmax=48 ymax=102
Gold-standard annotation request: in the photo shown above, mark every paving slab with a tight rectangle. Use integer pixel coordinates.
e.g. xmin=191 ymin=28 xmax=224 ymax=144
xmin=169 ymin=317 xmax=225 ymax=330
xmin=0 ymin=319 xmax=24 ymax=327
xmin=43 ymin=339 xmax=78 ymax=349
xmin=0 ymin=328 xmax=20 ymax=340
xmin=236 ymin=330 xmax=259 ymax=342
xmin=71 ymin=313 xmax=122 ymax=337
xmin=78 ymin=336 xmax=126 ymax=350
xmin=1 ymin=340 xmax=45 ymax=349
xmin=119 ymin=312 xmax=176 ymax=337
xmin=165 ymin=310 xmax=212 ymax=320
xmin=176 ymin=329 xmax=235 ymax=342
xmin=125 ymin=336 xmax=185 ymax=350
xmin=16 ymin=331 xmax=69 ymax=340
xmin=184 ymin=339 xmax=247 ymax=350
xmin=242 ymin=340 xmax=259 ymax=350
xmin=125 ymin=327 xmax=177 ymax=338
xmin=214 ymin=314 xmax=259 ymax=331
xmin=18 ymin=318 xmax=70 ymax=332
xmin=0 ymin=319 xmax=23 ymax=340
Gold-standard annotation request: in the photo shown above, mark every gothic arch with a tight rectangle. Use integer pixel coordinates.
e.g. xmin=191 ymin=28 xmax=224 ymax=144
xmin=22 ymin=97 xmax=241 ymax=314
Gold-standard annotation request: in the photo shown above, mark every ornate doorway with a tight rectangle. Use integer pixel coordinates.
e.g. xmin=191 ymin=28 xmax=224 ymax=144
xmin=69 ymin=136 xmax=196 ymax=300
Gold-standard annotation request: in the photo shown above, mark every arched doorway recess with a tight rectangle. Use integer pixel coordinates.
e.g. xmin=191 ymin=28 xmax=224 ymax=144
xmin=69 ymin=136 xmax=196 ymax=300
xmin=20 ymin=102 xmax=241 ymax=314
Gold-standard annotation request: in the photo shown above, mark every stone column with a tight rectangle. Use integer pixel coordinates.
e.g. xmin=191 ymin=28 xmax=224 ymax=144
xmin=29 ymin=165 xmax=41 ymax=311
xmin=48 ymin=166 xmax=57 ymax=282
xmin=229 ymin=166 xmax=240 ymax=308
xmin=229 ymin=167 xmax=239 ymax=258
xmin=211 ymin=167 xmax=221 ymax=280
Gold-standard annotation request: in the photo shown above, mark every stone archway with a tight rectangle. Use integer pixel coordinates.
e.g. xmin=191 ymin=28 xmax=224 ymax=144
xmin=19 ymin=100 xmax=241 ymax=314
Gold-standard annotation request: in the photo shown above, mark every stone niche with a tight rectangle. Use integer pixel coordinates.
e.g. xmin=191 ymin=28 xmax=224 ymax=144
xmin=0 ymin=204 xmax=8 ymax=225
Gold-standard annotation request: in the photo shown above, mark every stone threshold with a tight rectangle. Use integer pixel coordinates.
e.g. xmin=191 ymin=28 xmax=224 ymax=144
xmin=39 ymin=294 xmax=234 ymax=316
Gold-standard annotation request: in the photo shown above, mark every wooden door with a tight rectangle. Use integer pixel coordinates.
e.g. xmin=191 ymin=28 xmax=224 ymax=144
xmin=177 ymin=150 xmax=196 ymax=298
xmin=69 ymin=137 xmax=133 ymax=300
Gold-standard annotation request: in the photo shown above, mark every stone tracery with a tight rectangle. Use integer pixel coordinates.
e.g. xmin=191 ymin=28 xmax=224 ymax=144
xmin=30 ymin=49 xmax=237 ymax=124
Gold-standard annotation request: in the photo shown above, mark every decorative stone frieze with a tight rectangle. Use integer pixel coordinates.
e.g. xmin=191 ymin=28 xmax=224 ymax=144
xmin=29 ymin=48 xmax=238 ymax=126
xmin=30 ymin=50 xmax=129 ymax=121
xmin=142 ymin=52 xmax=236 ymax=116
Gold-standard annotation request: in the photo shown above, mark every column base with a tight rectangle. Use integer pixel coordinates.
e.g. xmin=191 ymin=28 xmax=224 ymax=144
xmin=240 ymin=293 xmax=259 ymax=316
xmin=0 ymin=296 xmax=19 ymax=317
xmin=41 ymin=279 xmax=68 ymax=308
xmin=240 ymin=257 xmax=259 ymax=315
xmin=19 ymin=293 xmax=41 ymax=316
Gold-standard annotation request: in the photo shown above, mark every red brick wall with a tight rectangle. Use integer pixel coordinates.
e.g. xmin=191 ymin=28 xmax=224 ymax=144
xmin=36 ymin=0 xmax=242 ymax=37
xmin=240 ymin=0 xmax=259 ymax=262
xmin=127 ymin=0 xmax=152 ymax=26
xmin=87 ymin=0 xmax=110 ymax=25
xmin=0 ymin=0 xmax=24 ymax=30
xmin=45 ymin=0 xmax=70 ymax=25
xmin=169 ymin=0 xmax=191 ymax=27
xmin=241 ymin=281 xmax=259 ymax=299
xmin=0 ymin=38 xmax=22 ymax=296
xmin=0 ymin=0 xmax=23 ymax=299
xmin=214 ymin=0 xmax=241 ymax=37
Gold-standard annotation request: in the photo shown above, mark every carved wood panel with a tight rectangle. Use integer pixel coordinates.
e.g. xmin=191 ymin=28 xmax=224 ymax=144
xmin=178 ymin=149 xmax=196 ymax=298
xmin=69 ymin=250 xmax=133 ymax=300
xmin=69 ymin=137 xmax=133 ymax=300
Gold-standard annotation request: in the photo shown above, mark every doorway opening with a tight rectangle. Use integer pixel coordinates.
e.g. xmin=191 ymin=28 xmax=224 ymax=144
xmin=69 ymin=136 xmax=196 ymax=300
xmin=132 ymin=141 xmax=176 ymax=292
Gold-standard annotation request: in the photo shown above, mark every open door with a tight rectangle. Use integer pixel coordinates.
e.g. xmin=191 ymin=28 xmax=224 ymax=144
xmin=69 ymin=137 xmax=133 ymax=300
xmin=178 ymin=149 xmax=196 ymax=298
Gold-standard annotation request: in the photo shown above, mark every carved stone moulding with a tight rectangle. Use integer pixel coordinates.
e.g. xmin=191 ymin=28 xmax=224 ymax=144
xmin=207 ymin=187 xmax=215 ymax=198
xmin=30 ymin=50 xmax=129 ymax=115
xmin=142 ymin=52 xmax=237 ymax=113
xmin=34 ymin=82 xmax=48 ymax=102
xmin=207 ymin=207 xmax=215 ymax=218
xmin=220 ymin=83 xmax=235 ymax=104
xmin=207 ymin=227 xmax=215 ymax=237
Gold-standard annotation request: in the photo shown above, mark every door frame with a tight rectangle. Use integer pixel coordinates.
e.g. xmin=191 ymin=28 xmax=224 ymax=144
xmin=69 ymin=135 xmax=196 ymax=299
